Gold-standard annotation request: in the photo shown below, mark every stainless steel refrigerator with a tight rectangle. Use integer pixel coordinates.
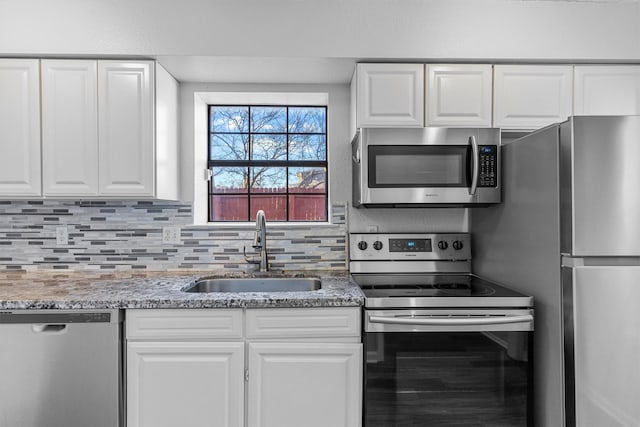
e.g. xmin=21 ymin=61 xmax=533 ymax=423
xmin=472 ymin=115 xmax=640 ymax=427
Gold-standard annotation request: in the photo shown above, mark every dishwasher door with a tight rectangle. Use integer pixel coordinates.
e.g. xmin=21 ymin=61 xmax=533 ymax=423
xmin=0 ymin=310 xmax=123 ymax=427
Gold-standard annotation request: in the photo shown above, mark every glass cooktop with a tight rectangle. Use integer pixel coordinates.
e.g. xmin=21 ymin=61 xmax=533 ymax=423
xmin=351 ymin=273 xmax=533 ymax=308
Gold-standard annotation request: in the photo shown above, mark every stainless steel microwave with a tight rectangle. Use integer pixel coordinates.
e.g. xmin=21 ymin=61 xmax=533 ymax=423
xmin=352 ymin=127 xmax=501 ymax=207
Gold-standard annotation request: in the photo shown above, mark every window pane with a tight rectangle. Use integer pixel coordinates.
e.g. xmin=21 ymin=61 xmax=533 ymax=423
xmin=251 ymin=107 xmax=286 ymax=133
xmin=210 ymin=195 xmax=248 ymax=221
xmin=210 ymin=106 xmax=249 ymax=133
xmin=288 ymin=134 xmax=326 ymax=161
xmin=251 ymin=134 xmax=287 ymax=161
xmin=289 ymin=167 xmax=326 ymax=192
xmin=288 ymin=107 xmax=326 ymax=133
xmin=289 ymin=194 xmax=327 ymax=221
xmin=250 ymin=167 xmax=286 ymax=192
xmin=211 ymin=167 xmax=248 ymax=193
xmin=251 ymin=196 xmax=287 ymax=221
xmin=208 ymin=104 xmax=327 ymax=223
xmin=210 ymin=134 xmax=249 ymax=161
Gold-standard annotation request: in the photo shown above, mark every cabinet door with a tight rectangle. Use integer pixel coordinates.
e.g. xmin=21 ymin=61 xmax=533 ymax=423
xmin=427 ymin=64 xmax=493 ymax=127
xmin=98 ymin=61 xmax=154 ymax=196
xmin=248 ymin=342 xmax=362 ymax=427
xmin=0 ymin=59 xmax=41 ymax=196
xmin=356 ymin=63 xmax=424 ymax=127
xmin=574 ymin=65 xmax=640 ymax=115
xmin=41 ymin=60 xmax=99 ymax=196
xmin=127 ymin=341 xmax=244 ymax=427
xmin=493 ymin=65 xmax=573 ymax=130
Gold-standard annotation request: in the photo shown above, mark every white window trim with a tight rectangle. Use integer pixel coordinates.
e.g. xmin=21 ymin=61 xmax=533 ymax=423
xmin=193 ymin=91 xmax=330 ymax=226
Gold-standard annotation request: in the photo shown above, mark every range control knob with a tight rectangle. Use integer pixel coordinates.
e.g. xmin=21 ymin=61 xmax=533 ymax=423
xmin=452 ymin=240 xmax=464 ymax=251
xmin=373 ymin=241 xmax=383 ymax=251
xmin=357 ymin=241 xmax=368 ymax=251
xmin=437 ymin=241 xmax=449 ymax=250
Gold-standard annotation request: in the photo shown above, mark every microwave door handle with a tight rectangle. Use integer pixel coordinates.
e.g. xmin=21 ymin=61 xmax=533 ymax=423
xmin=369 ymin=314 xmax=533 ymax=327
xmin=469 ymin=135 xmax=479 ymax=196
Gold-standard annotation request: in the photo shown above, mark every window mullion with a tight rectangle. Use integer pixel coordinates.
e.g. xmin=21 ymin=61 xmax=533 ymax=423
xmin=248 ymin=106 xmax=252 ymax=221
xmin=286 ymin=107 xmax=290 ymax=221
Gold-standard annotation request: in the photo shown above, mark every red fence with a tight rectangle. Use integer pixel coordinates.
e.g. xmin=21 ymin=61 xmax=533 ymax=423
xmin=210 ymin=188 xmax=326 ymax=221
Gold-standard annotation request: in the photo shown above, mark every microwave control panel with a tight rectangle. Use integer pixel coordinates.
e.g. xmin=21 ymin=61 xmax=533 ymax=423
xmin=479 ymin=146 xmax=497 ymax=187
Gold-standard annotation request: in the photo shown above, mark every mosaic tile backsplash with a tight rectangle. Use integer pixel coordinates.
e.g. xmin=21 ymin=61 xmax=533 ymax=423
xmin=0 ymin=201 xmax=347 ymax=272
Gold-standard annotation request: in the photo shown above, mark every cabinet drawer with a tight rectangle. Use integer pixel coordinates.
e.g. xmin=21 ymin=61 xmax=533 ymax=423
xmin=126 ymin=309 xmax=243 ymax=340
xmin=246 ymin=307 xmax=360 ymax=339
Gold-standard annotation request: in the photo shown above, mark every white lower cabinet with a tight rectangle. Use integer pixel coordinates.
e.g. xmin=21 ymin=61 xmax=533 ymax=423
xmin=126 ymin=307 xmax=362 ymax=427
xmin=247 ymin=342 xmax=362 ymax=427
xmin=127 ymin=341 xmax=245 ymax=427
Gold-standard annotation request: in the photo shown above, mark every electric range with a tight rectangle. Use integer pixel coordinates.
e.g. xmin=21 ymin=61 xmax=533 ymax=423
xmin=351 ymin=233 xmax=534 ymax=427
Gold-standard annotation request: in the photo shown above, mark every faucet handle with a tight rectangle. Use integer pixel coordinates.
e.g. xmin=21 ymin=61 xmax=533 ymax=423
xmin=243 ymin=246 xmax=260 ymax=264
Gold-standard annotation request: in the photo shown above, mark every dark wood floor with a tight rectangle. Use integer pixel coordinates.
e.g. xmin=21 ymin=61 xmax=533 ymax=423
xmin=363 ymin=332 xmax=532 ymax=427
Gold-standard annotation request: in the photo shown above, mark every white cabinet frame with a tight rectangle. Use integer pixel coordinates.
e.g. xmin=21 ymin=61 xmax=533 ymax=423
xmin=41 ymin=60 xmax=99 ymax=196
xmin=247 ymin=342 xmax=362 ymax=427
xmin=356 ymin=63 xmax=425 ymax=127
xmin=493 ymin=65 xmax=573 ymax=130
xmin=574 ymin=65 xmax=640 ymax=116
xmin=0 ymin=59 xmax=42 ymax=196
xmin=426 ymin=64 xmax=493 ymax=127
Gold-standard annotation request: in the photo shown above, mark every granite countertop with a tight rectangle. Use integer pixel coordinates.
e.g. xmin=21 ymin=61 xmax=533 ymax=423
xmin=0 ymin=270 xmax=364 ymax=310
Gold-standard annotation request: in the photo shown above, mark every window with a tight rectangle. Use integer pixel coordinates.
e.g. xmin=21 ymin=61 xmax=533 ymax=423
xmin=208 ymin=105 xmax=328 ymax=222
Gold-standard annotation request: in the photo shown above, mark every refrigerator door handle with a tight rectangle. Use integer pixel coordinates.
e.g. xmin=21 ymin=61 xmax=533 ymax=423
xmin=469 ymin=135 xmax=479 ymax=196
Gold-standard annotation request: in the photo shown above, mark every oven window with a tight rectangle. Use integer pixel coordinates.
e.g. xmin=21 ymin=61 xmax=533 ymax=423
xmin=364 ymin=331 xmax=532 ymax=427
xmin=368 ymin=145 xmax=470 ymax=187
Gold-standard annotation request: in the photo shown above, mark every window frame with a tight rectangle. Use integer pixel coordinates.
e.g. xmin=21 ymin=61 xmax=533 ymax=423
xmin=207 ymin=104 xmax=329 ymax=223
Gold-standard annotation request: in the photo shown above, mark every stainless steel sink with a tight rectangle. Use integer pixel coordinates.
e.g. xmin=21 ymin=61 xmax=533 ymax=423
xmin=183 ymin=277 xmax=322 ymax=293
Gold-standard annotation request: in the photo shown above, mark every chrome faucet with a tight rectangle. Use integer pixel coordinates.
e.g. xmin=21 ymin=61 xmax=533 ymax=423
xmin=245 ymin=209 xmax=269 ymax=272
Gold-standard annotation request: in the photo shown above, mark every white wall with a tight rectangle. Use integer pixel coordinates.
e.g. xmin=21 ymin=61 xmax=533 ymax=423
xmin=1 ymin=0 xmax=639 ymax=60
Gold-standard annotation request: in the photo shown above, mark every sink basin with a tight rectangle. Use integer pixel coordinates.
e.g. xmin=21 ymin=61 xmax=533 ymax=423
xmin=183 ymin=277 xmax=322 ymax=293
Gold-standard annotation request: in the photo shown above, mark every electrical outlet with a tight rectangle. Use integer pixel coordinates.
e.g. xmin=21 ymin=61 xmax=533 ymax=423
xmin=162 ymin=226 xmax=181 ymax=244
xmin=56 ymin=226 xmax=69 ymax=245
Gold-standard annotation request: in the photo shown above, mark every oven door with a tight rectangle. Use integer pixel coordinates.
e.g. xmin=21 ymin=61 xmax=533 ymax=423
xmin=363 ymin=309 xmax=534 ymax=427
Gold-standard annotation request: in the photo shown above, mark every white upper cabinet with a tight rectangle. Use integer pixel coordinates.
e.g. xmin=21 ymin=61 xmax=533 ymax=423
xmin=0 ymin=59 xmax=41 ymax=197
xmin=355 ymin=63 xmax=425 ymax=128
xmin=493 ymin=65 xmax=573 ymax=130
xmin=5 ymin=58 xmax=179 ymax=200
xmin=574 ymin=65 xmax=640 ymax=115
xmin=98 ymin=61 xmax=155 ymax=196
xmin=42 ymin=60 xmax=99 ymax=196
xmin=426 ymin=64 xmax=493 ymax=127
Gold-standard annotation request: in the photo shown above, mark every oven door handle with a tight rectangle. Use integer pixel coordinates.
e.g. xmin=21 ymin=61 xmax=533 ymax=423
xmin=369 ymin=314 xmax=533 ymax=326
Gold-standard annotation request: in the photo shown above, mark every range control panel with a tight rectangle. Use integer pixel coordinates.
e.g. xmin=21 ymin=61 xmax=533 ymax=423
xmin=350 ymin=233 xmax=470 ymax=261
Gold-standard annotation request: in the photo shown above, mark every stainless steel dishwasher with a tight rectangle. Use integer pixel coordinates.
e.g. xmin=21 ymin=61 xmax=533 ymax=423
xmin=0 ymin=309 xmax=123 ymax=427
